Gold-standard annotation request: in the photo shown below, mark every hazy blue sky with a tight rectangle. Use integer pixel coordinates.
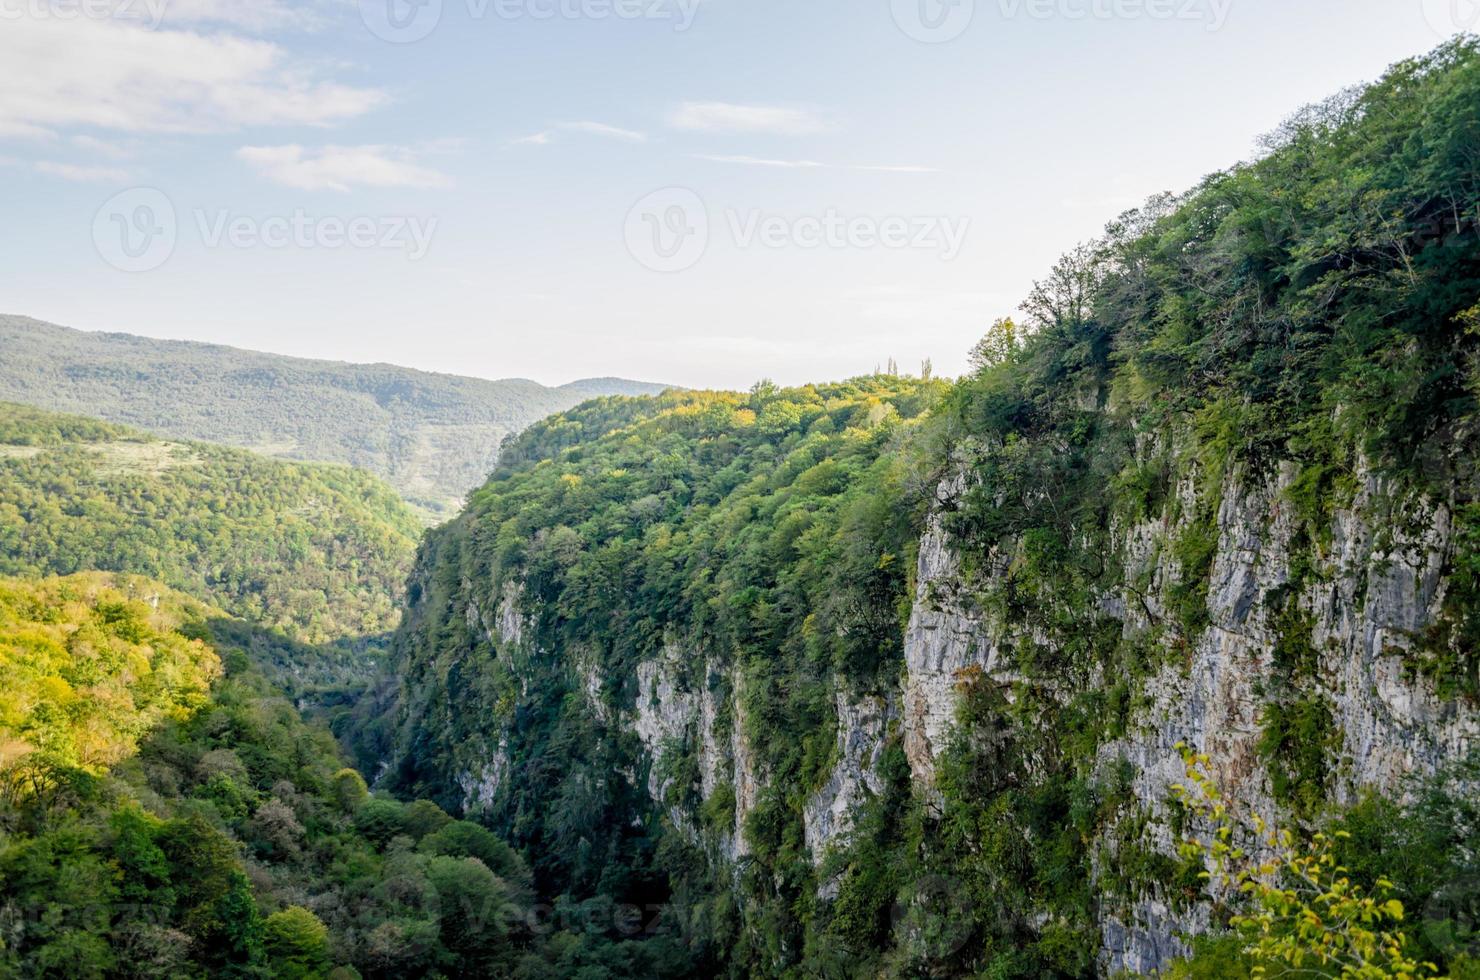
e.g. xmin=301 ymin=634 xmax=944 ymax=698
xmin=0 ymin=0 xmax=1470 ymax=388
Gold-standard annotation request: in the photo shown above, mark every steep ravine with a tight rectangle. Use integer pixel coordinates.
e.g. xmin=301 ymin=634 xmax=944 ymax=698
xmin=376 ymin=41 xmax=1480 ymax=976
xmin=413 ymin=454 xmax=1476 ymax=973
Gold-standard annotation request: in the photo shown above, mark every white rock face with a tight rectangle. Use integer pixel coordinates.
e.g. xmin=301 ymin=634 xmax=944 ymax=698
xmin=1100 ymin=897 xmax=1211 ymax=978
xmin=901 ymin=461 xmax=1478 ymax=974
xmin=804 ymin=688 xmax=894 ymax=862
xmin=901 ymin=479 xmax=999 ymax=790
xmin=630 ymin=643 xmax=759 ymax=860
xmin=1321 ymin=472 xmax=1474 ymax=799
xmin=727 ymin=673 xmax=761 ymax=860
xmin=633 ymin=645 xmax=700 ymax=804
xmin=457 ymin=734 xmax=510 ymax=814
xmin=496 ymin=584 xmax=525 ymax=648
xmin=452 ymin=579 xmax=528 ymax=814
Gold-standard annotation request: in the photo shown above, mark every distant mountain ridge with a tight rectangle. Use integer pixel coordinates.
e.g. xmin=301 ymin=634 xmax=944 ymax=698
xmin=0 ymin=315 xmax=670 ymax=519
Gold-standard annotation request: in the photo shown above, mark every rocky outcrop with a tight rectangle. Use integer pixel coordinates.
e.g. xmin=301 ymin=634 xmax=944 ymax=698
xmin=428 ymin=457 xmax=1476 ymax=975
xmin=630 ymin=643 xmax=759 ymax=860
xmin=496 ymin=585 xmax=525 ymax=648
xmin=457 ymin=734 xmax=510 ymax=815
xmin=1100 ymin=897 xmax=1210 ymax=978
xmin=804 ymin=688 xmax=895 ymax=863
xmin=1322 ymin=471 xmax=1474 ymax=799
xmin=633 ymin=644 xmax=700 ymax=805
xmin=902 ymin=477 xmax=999 ymax=791
xmin=896 ymin=460 xmax=1478 ymax=974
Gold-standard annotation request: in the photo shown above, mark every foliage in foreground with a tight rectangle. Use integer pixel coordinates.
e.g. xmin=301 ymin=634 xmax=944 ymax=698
xmin=1169 ymin=745 xmax=1444 ymax=980
xmin=0 ymin=574 xmax=219 ymax=777
xmin=0 ymin=574 xmax=541 ymax=979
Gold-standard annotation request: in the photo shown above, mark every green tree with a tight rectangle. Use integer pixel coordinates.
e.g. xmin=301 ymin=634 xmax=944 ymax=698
xmin=264 ymin=906 xmax=331 ymax=980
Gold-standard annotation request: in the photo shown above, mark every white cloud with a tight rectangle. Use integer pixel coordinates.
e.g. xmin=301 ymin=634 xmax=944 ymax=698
xmin=0 ymin=18 xmax=384 ymax=140
xmin=513 ymin=121 xmax=647 ymax=145
xmin=237 ymin=145 xmax=453 ymax=192
xmin=853 ymin=164 xmax=940 ymax=174
xmin=71 ymin=135 xmax=138 ymax=159
xmin=563 ymin=121 xmax=646 ymax=142
xmin=695 ymin=154 xmax=938 ymax=173
xmin=159 ymin=0 xmax=337 ymax=32
xmin=667 ymin=102 xmax=828 ymax=135
xmin=34 ymin=161 xmax=131 ymax=182
xmin=695 ymin=154 xmax=827 ymax=168
xmin=0 ymin=120 xmax=54 ymax=140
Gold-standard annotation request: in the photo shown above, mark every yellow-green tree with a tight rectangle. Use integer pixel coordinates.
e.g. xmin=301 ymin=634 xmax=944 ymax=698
xmin=1170 ymin=743 xmax=1439 ymax=979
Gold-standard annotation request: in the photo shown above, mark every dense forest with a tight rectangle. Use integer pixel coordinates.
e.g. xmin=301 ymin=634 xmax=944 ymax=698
xmin=377 ymin=39 xmax=1480 ymax=978
xmin=0 ymin=317 xmax=668 ymax=520
xmin=0 ymin=402 xmax=420 ymax=691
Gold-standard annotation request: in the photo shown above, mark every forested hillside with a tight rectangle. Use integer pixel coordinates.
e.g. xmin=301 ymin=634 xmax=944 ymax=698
xmin=379 ymin=40 xmax=1480 ymax=978
xmin=0 ymin=317 xmax=669 ymax=520
xmin=0 ymin=402 xmax=417 ymax=645
xmin=0 ymin=402 xmax=424 ymax=699
xmin=0 ymin=574 xmax=541 ymax=978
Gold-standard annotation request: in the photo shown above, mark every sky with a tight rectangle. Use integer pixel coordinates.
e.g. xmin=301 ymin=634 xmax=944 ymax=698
xmin=0 ymin=0 xmax=1472 ymax=389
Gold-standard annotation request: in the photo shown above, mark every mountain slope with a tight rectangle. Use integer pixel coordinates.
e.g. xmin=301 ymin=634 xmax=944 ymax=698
xmin=0 ymin=402 xmax=420 ymax=665
xmin=0 ymin=573 xmax=536 ymax=979
xmin=377 ymin=40 xmax=1480 ymax=978
xmin=0 ymin=316 xmax=670 ymax=519
xmin=0 ymin=573 xmax=221 ymax=774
